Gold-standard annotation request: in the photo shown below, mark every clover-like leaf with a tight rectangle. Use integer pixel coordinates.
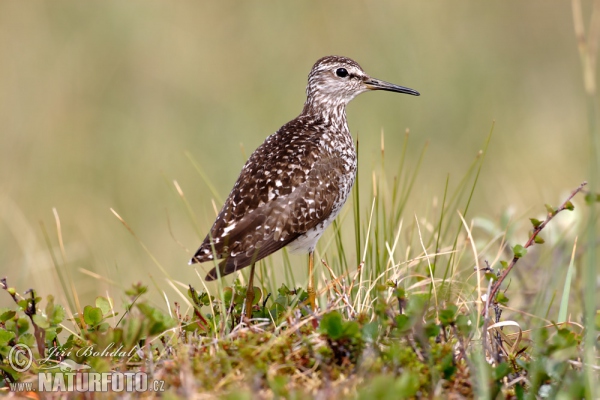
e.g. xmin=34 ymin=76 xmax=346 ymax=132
xmin=83 ymin=306 xmax=103 ymax=326
xmin=96 ymin=297 xmax=112 ymax=316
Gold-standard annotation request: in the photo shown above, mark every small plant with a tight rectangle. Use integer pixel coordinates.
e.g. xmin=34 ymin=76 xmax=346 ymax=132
xmin=0 ymin=280 xmax=176 ymax=385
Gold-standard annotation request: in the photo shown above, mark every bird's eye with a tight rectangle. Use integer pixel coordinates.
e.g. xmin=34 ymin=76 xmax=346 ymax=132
xmin=335 ymin=68 xmax=349 ymax=78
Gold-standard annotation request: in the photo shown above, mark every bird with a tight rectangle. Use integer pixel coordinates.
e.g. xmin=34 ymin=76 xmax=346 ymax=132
xmin=189 ymin=55 xmax=419 ymax=318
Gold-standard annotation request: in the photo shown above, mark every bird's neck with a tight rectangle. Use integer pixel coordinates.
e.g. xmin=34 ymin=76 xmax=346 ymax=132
xmin=301 ymin=100 xmax=348 ymax=131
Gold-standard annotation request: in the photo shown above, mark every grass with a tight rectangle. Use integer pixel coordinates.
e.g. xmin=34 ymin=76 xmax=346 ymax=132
xmin=0 ymin=2 xmax=598 ymax=398
xmin=0 ymin=129 xmax=597 ymax=399
xmin=4 ymin=7 xmax=600 ymax=391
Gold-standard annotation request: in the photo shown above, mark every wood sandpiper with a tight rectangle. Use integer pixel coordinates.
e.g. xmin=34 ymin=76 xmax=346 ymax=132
xmin=190 ymin=55 xmax=419 ymax=318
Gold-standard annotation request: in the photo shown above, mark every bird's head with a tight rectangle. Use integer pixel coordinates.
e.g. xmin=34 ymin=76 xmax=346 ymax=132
xmin=303 ymin=55 xmax=419 ymax=115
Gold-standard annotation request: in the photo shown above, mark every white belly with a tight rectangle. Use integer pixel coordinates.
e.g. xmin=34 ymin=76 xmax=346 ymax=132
xmin=287 ymin=215 xmax=336 ymax=254
xmin=286 ymin=186 xmax=350 ymax=254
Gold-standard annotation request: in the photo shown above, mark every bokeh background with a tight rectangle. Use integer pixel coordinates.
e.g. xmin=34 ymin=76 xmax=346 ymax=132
xmin=0 ymin=2 xmax=595 ymax=310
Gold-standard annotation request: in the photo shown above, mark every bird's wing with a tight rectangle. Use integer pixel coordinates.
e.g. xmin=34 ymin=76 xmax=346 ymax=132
xmin=190 ymin=129 xmax=346 ymax=280
xmin=203 ymin=155 xmax=344 ymax=280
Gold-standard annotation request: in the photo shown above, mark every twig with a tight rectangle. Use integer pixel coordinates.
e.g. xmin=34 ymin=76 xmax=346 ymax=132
xmin=482 ymin=278 xmax=493 ymax=357
xmin=1 ymin=278 xmax=46 ymax=355
xmin=484 ymin=182 xmax=587 ymax=316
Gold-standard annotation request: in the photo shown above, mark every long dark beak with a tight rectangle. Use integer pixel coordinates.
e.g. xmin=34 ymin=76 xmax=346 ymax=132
xmin=364 ymin=78 xmax=420 ymax=96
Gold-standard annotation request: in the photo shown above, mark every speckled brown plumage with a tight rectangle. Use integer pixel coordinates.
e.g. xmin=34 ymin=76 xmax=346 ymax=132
xmin=189 ymin=56 xmax=419 ymax=281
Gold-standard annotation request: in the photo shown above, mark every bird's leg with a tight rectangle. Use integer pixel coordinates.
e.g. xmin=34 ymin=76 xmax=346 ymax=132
xmin=307 ymin=251 xmax=316 ymax=310
xmin=244 ymin=263 xmax=256 ymax=320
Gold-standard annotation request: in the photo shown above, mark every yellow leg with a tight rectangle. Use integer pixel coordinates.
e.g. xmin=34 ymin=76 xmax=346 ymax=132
xmin=245 ymin=263 xmax=256 ymax=320
xmin=307 ymin=252 xmax=316 ymax=311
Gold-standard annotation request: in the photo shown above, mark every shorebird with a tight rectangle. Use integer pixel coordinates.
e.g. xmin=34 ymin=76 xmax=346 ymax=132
xmin=190 ymin=55 xmax=419 ymax=318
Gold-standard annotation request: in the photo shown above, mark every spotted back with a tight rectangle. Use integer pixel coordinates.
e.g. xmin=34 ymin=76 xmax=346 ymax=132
xmin=191 ymin=114 xmax=355 ymax=280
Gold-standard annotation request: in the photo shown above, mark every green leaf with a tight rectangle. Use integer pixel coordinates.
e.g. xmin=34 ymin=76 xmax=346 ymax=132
xmin=32 ymin=314 xmax=49 ymax=329
xmin=544 ymin=204 xmax=556 ymax=215
xmin=16 ymin=317 xmax=29 ymax=335
xmin=394 ymin=287 xmax=406 ymax=301
xmin=484 ymin=272 xmax=497 ymax=281
xmin=512 ymin=244 xmax=527 ymax=258
xmin=124 ymin=318 xmax=144 ymax=348
xmin=18 ymin=332 xmax=35 ymax=347
xmin=223 ymin=287 xmax=233 ymax=304
xmin=499 ymin=260 xmax=508 ymax=270
xmin=274 ymin=295 xmax=289 ymax=308
xmin=319 ymin=311 xmax=344 ymax=340
xmin=269 ymin=303 xmax=285 ymax=320
xmin=343 ymin=321 xmax=360 ymax=338
xmin=496 ymin=292 xmax=509 ymax=305
xmin=187 ymin=286 xmax=200 ymax=303
xmin=395 ymin=314 xmax=411 ymax=333
xmin=564 ymin=201 xmax=574 ymax=211
xmin=269 ymin=375 xmax=288 ymax=396
xmin=584 ymin=192 xmax=600 ymax=205
xmin=396 ymin=372 xmax=420 ymax=397
xmin=125 ymin=283 xmax=147 ymax=297
xmin=252 ymin=287 xmax=262 ymax=306
xmin=406 ymin=293 xmax=427 ymax=317
xmin=17 ymin=299 xmax=29 ymax=310
xmin=50 ymin=305 xmax=65 ymax=325
xmin=0 ymin=309 xmax=16 ymax=322
xmin=137 ymin=303 xmax=176 ymax=335
xmin=515 ymin=383 xmax=525 ymax=399
xmin=439 ymin=305 xmax=458 ymax=326
xmin=424 ymin=321 xmax=441 ymax=338
xmin=362 ymin=322 xmax=379 ymax=342
xmin=95 ymin=297 xmax=112 ymax=316
xmin=440 ymin=352 xmax=456 ymax=379
xmin=83 ymin=306 xmax=103 ymax=326
xmin=456 ymin=315 xmax=473 ymax=335
xmin=359 ymin=373 xmax=420 ymax=399
xmin=493 ymin=362 xmax=511 ymax=380
xmin=0 ymin=329 xmax=16 ymax=345
xmin=200 ymin=292 xmax=213 ymax=306
xmin=533 ymin=236 xmax=545 ymax=244
xmin=529 ymin=218 xmax=542 ymax=228
xmin=44 ymin=328 xmax=57 ymax=343
xmin=277 ymin=284 xmax=291 ymax=296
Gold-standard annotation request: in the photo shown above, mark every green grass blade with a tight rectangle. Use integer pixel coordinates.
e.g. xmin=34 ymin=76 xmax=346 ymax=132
xmin=557 ymin=237 xmax=578 ymax=323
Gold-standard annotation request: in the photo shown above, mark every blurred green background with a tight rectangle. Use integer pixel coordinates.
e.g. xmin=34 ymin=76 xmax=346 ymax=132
xmin=0 ymin=2 xmax=593 ymax=309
